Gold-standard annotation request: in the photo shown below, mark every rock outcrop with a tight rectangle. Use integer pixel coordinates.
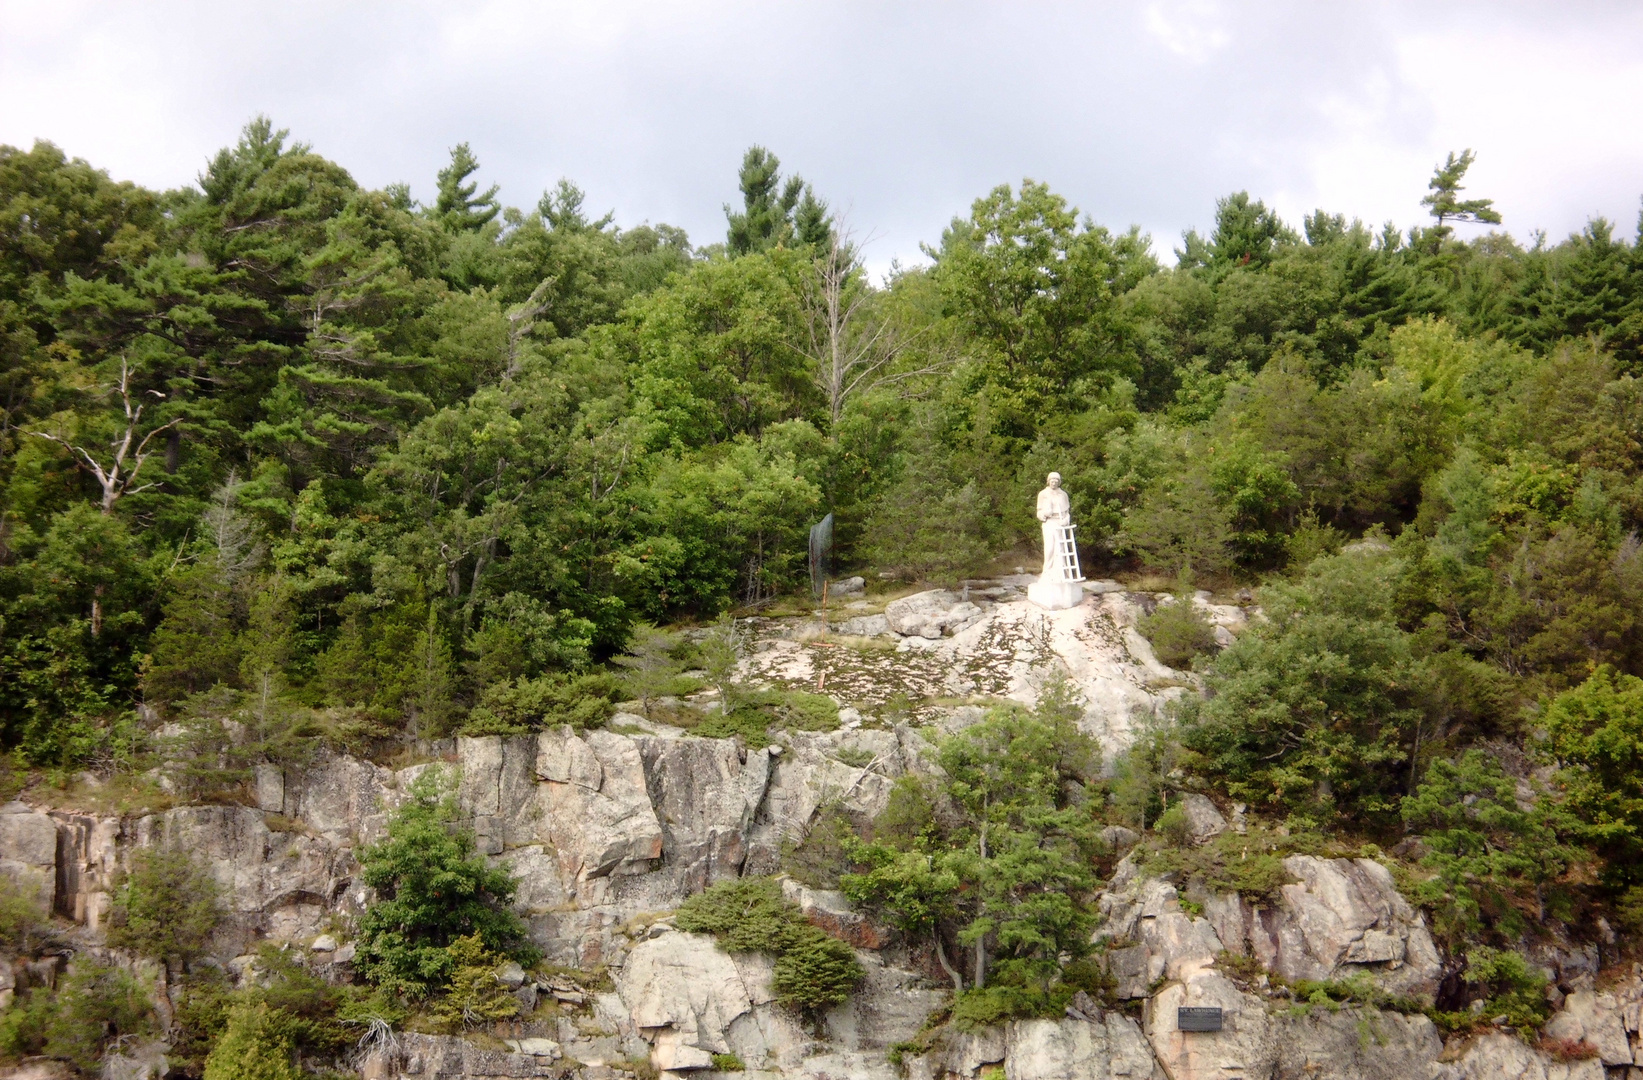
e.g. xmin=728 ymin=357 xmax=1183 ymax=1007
xmin=0 ymin=587 xmax=1629 ymax=1080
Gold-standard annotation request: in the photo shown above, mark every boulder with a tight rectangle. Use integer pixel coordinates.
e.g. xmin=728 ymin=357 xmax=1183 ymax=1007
xmin=831 ymin=576 xmax=866 ymax=595
xmin=782 ymin=879 xmax=888 ymax=950
xmin=1543 ymin=990 xmax=1633 ymax=1066
xmin=884 ymin=590 xmax=985 ymax=638
xmin=835 ymin=613 xmax=891 ymax=637
xmin=617 ymin=932 xmax=761 ymax=1063
xmin=1100 ymin=825 xmax=1140 ymax=852
xmin=1177 ymin=794 xmax=1226 ymax=841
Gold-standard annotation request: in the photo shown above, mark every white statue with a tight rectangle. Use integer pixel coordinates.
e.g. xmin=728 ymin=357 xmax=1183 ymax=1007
xmin=1036 ymin=472 xmax=1071 ymax=578
xmin=1029 ymin=471 xmax=1084 ymax=610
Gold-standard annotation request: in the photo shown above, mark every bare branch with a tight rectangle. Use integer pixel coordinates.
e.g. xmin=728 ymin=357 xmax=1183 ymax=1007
xmin=29 ymin=357 xmax=180 ymax=514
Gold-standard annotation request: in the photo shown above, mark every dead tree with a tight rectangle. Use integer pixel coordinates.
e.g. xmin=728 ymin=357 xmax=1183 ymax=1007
xmin=31 ymin=357 xmax=180 ymax=516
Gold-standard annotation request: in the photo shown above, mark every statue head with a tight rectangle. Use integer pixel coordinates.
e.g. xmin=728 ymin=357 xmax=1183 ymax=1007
xmin=1046 ymin=472 xmax=1062 ymax=489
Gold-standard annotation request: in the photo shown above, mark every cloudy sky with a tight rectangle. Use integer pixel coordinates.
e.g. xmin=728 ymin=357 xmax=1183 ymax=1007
xmin=4 ymin=1 xmax=1642 ymax=271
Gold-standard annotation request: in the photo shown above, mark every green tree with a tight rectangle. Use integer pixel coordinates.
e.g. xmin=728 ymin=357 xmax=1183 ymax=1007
xmin=1542 ymin=667 xmax=1643 ymax=886
xmin=203 ymin=1003 xmax=302 ymax=1080
xmin=1401 ymin=750 xmax=1579 ymax=936
xmin=724 ymin=146 xmax=830 ymax=255
xmin=107 ymin=847 xmax=226 ymax=963
xmin=434 ymin=142 xmax=500 ymax=233
xmin=843 ymin=678 xmax=1100 ymax=1001
xmin=1422 ymin=149 xmax=1501 ymax=236
xmin=1180 ymin=546 xmax=1426 ymax=826
xmin=933 ymin=180 xmax=1154 ymax=435
xmin=354 ymin=769 xmax=534 ymax=997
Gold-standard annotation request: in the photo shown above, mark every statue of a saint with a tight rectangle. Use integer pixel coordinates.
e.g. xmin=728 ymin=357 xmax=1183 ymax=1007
xmin=1036 ymin=472 xmax=1072 ymax=579
xmin=1029 ymin=472 xmax=1083 ymax=610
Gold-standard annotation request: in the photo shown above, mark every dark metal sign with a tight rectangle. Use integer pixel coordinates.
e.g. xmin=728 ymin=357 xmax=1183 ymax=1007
xmin=1177 ymin=1007 xmax=1224 ymax=1032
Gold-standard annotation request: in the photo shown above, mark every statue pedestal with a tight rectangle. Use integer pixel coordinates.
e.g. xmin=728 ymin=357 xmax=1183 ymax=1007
xmin=1028 ymin=579 xmax=1084 ymax=610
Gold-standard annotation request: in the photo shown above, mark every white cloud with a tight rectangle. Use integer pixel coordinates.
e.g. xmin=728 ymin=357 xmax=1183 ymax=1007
xmin=1 ymin=0 xmax=1640 ymax=269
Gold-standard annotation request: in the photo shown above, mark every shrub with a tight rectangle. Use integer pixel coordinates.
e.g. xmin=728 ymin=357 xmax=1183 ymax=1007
xmin=16 ymin=959 xmax=156 ymax=1072
xmin=107 ymin=848 xmax=225 ymax=962
xmin=772 ymin=932 xmax=864 ymax=1011
xmin=461 ymin=672 xmax=621 ymax=735
xmin=1136 ymin=826 xmax=1296 ymax=902
xmin=1463 ymin=946 xmax=1549 ymax=1036
xmin=425 ymin=935 xmax=521 ymax=1031
xmin=688 ymin=689 xmax=840 ymax=744
xmin=674 ymin=877 xmax=863 ymax=1012
xmin=710 ymin=1053 xmax=746 ymax=1071
xmin=1154 ymin=803 xmax=1192 ymax=846
xmin=1138 ymin=598 xmax=1219 ymax=670
xmin=203 ymin=1003 xmax=301 ymax=1080
xmin=355 ymin=769 xmax=536 ymax=997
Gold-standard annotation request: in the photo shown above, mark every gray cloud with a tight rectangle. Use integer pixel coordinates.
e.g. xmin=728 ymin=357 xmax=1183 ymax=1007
xmin=4 ymin=0 xmax=1642 ymax=271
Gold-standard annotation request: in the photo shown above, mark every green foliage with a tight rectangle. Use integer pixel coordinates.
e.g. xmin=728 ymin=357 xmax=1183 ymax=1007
xmin=1180 ymin=546 xmax=1426 ymax=827
xmin=0 ymin=876 xmax=49 ymax=955
xmin=844 ymin=679 xmax=1102 ymax=994
xmin=424 ymin=934 xmax=522 ymax=1030
xmin=612 ymin=623 xmax=684 ymax=716
xmin=1401 ymin=750 xmax=1579 ymax=938
xmin=1138 ymin=596 xmax=1219 ymax=669
xmin=354 ymin=769 xmax=535 ymax=997
xmin=724 ymin=146 xmax=830 ymax=256
xmin=674 ymin=877 xmax=864 ymax=1011
xmin=1460 ymin=946 xmax=1549 ymax=1037
xmin=710 ymin=1052 xmax=746 ymax=1071
xmin=461 ymin=671 xmax=621 ymax=735
xmin=0 ymin=959 xmax=155 ymax=1072
xmin=203 ymin=1003 xmax=302 ymax=1080
xmin=7 ymin=122 xmax=1643 ymax=956
xmin=107 ymin=848 xmax=225 ymax=962
xmin=1134 ymin=825 xmax=1297 ymax=901
xmin=1543 ymin=667 xmax=1643 ymax=886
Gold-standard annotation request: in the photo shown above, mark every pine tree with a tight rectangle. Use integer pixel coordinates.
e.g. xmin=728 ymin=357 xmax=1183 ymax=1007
xmin=725 ymin=146 xmax=830 ymax=255
xmin=1421 ymin=149 xmax=1501 ymax=241
xmin=434 ymin=142 xmax=500 ymax=233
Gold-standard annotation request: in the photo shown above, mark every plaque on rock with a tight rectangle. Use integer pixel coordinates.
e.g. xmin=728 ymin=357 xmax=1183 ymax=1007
xmin=1177 ymin=1006 xmax=1224 ymax=1032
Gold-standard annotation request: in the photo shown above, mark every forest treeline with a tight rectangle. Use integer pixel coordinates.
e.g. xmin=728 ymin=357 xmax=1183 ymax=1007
xmin=5 ymin=120 xmax=1643 ymax=895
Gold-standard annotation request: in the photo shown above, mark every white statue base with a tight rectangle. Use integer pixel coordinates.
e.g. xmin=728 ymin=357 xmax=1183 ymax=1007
xmin=1028 ymin=579 xmax=1084 ymax=610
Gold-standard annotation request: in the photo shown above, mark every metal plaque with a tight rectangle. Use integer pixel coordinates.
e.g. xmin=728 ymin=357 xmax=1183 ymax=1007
xmin=1177 ymin=1007 xmax=1224 ymax=1032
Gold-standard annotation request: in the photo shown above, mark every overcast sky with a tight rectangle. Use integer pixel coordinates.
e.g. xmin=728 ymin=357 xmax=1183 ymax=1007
xmin=4 ymin=1 xmax=1643 ymax=273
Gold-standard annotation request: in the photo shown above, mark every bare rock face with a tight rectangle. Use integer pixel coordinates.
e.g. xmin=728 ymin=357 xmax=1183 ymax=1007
xmin=530 ymin=728 xmax=664 ymax=884
xmin=129 ymin=804 xmax=351 ymax=946
xmin=0 ymin=806 xmax=59 ymax=911
xmin=1003 ymin=1014 xmax=1162 ymax=1080
xmin=1443 ymin=1032 xmax=1605 ymax=1079
xmin=1219 ymin=855 xmax=1442 ymax=1001
xmin=1542 ymin=989 xmax=1634 ymax=1066
xmin=884 ymin=590 xmax=985 ymax=639
xmin=617 ymin=931 xmax=766 ymax=1070
xmin=393 ymin=1033 xmax=563 ymax=1079
xmin=634 ymin=735 xmax=771 ymax=891
xmin=283 ymin=750 xmax=396 ymax=846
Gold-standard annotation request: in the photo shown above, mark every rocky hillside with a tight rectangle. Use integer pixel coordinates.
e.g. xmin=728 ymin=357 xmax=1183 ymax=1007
xmin=0 ymin=582 xmax=1632 ymax=1080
